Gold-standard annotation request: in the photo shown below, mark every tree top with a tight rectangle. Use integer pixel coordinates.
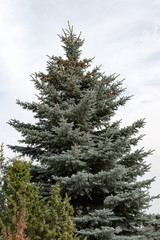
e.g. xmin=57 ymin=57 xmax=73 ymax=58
xmin=58 ymin=21 xmax=84 ymax=61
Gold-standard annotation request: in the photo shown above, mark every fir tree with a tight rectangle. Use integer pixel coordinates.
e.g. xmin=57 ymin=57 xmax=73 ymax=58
xmin=0 ymin=159 xmax=81 ymax=240
xmin=0 ymin=160 xmax=30 ymax=239
xmin=8 ymin=23 xmax=157 ymax=239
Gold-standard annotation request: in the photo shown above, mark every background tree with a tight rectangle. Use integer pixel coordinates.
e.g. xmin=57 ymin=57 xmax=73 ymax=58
xmin=0 ymin=159 xmax=30 ymax=239
xmin=0 ymin=144 xmax=8 ymax=239
xmin=0 ymin=159 xmax=81 ymax=240
xmin=8 ymin=23 xmax=157 ymax=239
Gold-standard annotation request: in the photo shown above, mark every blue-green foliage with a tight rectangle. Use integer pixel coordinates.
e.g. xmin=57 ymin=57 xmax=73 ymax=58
xmin=8 ymin=23 xmax=158 ymax=239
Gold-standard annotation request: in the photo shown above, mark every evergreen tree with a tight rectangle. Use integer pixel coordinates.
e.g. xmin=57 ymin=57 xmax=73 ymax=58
xmin=0 ymin=144 xmax=7 ymax=240
xmin=0 ymin=159 xmax=31 ymax=239
xmin=8 ymin=23 xmax=156 ymax=239
xmin=0 ymin=159 xmax=80 ymax=240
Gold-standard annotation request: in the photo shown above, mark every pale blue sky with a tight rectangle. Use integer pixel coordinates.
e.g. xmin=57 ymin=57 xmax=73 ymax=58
xmin=0 ymin=0 xmax=160 ymax=213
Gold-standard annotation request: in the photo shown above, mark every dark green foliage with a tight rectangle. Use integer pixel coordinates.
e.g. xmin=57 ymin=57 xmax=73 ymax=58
xmin=0 ymin=159 xmax=31 ymax=239
xmin=8 ymin=23 xmax=157 ymax=239
xmin=0 ymin=159 xmax=82 ymax=240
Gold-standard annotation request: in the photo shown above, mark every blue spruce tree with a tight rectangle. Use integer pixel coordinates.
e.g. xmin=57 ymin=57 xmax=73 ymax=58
xmin=8 ymin=23 xmax=157 ymax=240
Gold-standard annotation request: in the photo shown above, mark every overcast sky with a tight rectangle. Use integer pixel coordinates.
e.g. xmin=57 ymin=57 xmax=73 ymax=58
xmin=0 ymin=0 xmax=160 ymax=213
